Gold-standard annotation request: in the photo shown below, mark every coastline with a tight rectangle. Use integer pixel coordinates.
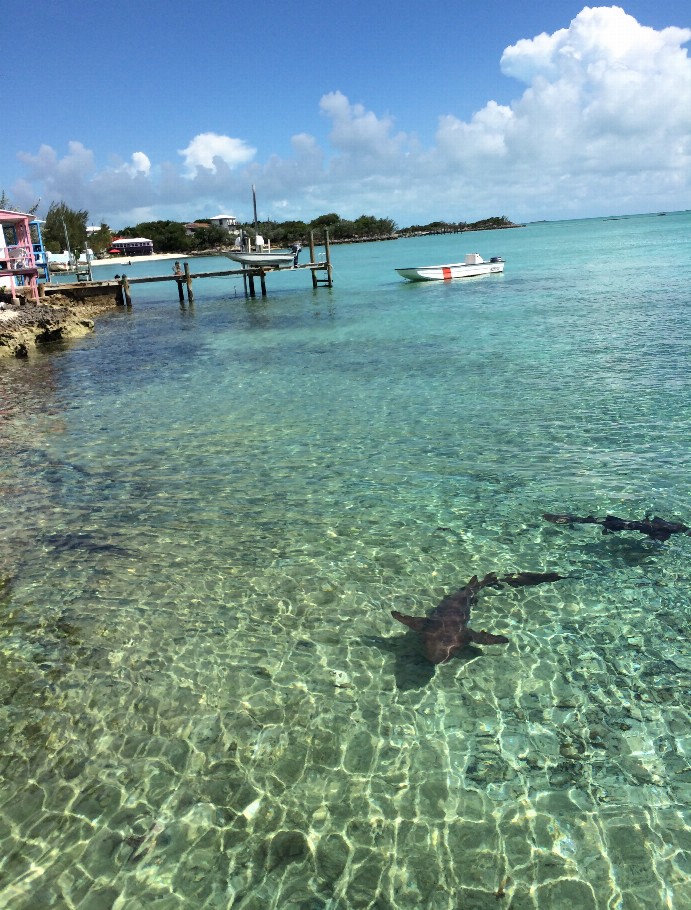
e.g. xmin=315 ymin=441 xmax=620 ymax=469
xmin=1 ymin=254 xmax=193 ymax=358
xmin=0 ymin=294 xmax=116 ymax=359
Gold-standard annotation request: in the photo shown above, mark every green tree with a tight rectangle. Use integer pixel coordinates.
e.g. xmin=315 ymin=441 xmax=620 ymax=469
xmin=120 ymin=221 xmax=192 ymax=253
xmin=43 ymin=202 xmax=88 ymax=254
xmin=331 ymin=218 xmax=354 ymax=240
xmin=257 ymin=219 xmax=308 ymax=246
xmin=191 ymin=225 xmax=229 ymax=250
xmin=351 ymin=215 xmax=397 ymax=237
xmin=310 ymin=213 xmax=341 ymax=229
xmin=89 ymin=223 xmax=112 ymax=256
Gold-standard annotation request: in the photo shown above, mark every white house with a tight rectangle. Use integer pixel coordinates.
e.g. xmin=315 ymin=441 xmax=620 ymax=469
xmin=208 ymin=214 xmax=238 ymax=231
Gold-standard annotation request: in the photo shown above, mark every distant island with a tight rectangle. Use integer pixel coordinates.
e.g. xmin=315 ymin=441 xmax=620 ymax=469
xmin=23 ymin=196 xmax=523 ymax=260
xmin=107 ymin=213 xmax=524 ymax=255
xmin=399 ymin=215 xmax=522 ymax=235
xmin=202 ymin=214 xmax=522 ymax=249
xmin=395 ymin=215 xmax=522 ymax=239
xmin=327 ymin=215 xmax=524 ymax=244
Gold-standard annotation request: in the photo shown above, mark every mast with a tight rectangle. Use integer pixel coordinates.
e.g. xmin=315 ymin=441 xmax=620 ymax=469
xmin=62 ymin=216 xmax=74 ymax=268
xmin=252 ymin=184 xmax=259 ymax=234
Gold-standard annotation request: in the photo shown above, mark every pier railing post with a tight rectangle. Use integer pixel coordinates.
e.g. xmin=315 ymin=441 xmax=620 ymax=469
xmin=184 ymin=263 xmax=194 ymax=303
xmin=324 ymin=230 xmax=333 ymax=287
xmin=309 ymin=230 xmax=318 ymax=289
xmin=67 ymin=258 xmax=332 ymax=307
xmin=120 ymin=275 xmax=132 ymax=307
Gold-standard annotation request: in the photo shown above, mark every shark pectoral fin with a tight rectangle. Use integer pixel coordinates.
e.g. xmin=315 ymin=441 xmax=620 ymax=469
xmin=469 ymin=629 xmax=509 ymax=645
xmin=391 ymin=611 xmax=427 ymax=632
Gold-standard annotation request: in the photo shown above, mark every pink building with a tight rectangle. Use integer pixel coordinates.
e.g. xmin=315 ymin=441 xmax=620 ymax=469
xmin=0 ymin=209 xmax=39 ymax=303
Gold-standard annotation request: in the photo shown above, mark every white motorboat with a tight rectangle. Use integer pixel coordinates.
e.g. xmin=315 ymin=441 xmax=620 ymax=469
xmin=396 ymin=253 xmax=505 ymax=282
xmin=226 ymin=185 xmax=296 ymax=269
xmin=226 ymin=250 xmax=296 ymax=268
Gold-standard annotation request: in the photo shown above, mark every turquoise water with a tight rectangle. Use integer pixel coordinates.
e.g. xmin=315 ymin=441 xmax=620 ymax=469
xmin=1 ymin=212 xmax=690 ymax=909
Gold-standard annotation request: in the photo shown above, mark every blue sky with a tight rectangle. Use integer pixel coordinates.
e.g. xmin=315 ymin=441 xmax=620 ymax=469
xmin=3 ymin=1 xmax=690 ymax=228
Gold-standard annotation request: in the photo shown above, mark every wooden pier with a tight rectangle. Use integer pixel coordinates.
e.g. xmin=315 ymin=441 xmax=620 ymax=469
xmin=42 ymin=230 xmax=333 ymax=307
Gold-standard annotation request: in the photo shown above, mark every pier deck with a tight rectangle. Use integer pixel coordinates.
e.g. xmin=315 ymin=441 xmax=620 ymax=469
xmin=41 ymin=229 xmax=335 ymax=304
xmin=41 ymin=259 xmax=333 ymax=306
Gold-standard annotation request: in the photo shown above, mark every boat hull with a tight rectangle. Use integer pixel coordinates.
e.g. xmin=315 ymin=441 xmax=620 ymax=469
xmin=226 ymin=251 xmax=295 ymax=268
xmin=396 ymin=259 xmax=504 ymax=282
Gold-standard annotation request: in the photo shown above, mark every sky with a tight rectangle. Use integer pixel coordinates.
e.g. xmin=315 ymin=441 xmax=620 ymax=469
xmin=2 ymin=0 xmax=690 ymax=228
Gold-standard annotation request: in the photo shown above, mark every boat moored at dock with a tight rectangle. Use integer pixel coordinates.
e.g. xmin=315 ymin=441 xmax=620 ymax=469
xmin=225 ymin=250 xmax=296 ymax=268
xmin=396 ymin=253 xmax=505 ymax=282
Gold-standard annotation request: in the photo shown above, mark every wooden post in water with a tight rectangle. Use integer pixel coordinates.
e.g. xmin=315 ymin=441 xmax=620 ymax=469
xmin=175 ymin=276 xmax=185 ymax=303
xmin=247 ymin=270 xmax=256 ymax=297
xmin=259 ymin=268 xmax=267 ymax=297
xmin=324 ymin=229 xmax=333 ymax=287
xmin=119 ymin=274 xmax=132 ymax=307
xmin=309 ymin=230 xmax=318 ymax=289
xmin=184 ymin=263 xmax=194 ymax=303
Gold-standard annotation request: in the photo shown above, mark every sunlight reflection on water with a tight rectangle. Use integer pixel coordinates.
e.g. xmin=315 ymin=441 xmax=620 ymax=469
xmin=1 ymin=213 xmax=690 ymax=909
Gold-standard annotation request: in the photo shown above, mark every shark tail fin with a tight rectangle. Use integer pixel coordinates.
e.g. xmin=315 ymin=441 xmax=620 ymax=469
xmin=501 ymin=571 xmax=565 ymax=587
xmin=478 ymin=572 xmax=502 ymax=589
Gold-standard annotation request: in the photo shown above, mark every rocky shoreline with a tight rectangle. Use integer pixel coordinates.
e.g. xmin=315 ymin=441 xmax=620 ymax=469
xmin=0 ymin=288 xmax=120 ymax=359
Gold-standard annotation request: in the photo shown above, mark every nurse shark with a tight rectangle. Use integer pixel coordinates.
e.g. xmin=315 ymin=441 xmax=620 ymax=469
xmin=391 ymin=571 xmax=564 ymax=665
xmin=543 ymin=512 xmax=690 ymax=542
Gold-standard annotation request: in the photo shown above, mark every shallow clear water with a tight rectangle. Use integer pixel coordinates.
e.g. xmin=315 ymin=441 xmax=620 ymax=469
xmin=1 ymin=213 xmax=690 ymax=909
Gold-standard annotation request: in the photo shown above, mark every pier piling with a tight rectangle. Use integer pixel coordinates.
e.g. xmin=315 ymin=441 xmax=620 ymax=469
xmin=51 ymin=244 xmax=333 ymax=308
xmin=309 ymin=231 xmax=318 ymax=289
xmin=117 ymin=274 xmax=132 ymax=307
xmin=184 ymin=263 xmax=194 ymax=304
xmin=324 ymin=230 xmax=333 ymax=288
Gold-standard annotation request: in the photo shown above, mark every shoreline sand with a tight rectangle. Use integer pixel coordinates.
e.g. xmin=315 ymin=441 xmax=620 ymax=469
xmin=90 ymin=252 xmax=199 ymax=268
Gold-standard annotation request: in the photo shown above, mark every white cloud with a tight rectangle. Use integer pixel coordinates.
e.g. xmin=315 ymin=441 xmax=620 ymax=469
xmin=431 ymin=5 xmax=691 ymax=211
xmin=128 ymin=152 xmax=151 ymax=176
xmin=320 ymin=91 xmax=408 ymax=160
xmin=501 ymin=6 xmax=691 ymax=83
xmin=178 ymin=132 xmax=256 ymax=175
xmin=19 ymin=141 xmax=95 ymax=185
xmin=9 ymin=7 xmax=691 ymax=225
xmin=436 ymin=101 xmax=513 ymax=164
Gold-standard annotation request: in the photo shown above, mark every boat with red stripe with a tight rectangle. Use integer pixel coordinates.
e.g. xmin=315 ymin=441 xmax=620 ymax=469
xmin=396 ymin=252 xmax=504 ymax=282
